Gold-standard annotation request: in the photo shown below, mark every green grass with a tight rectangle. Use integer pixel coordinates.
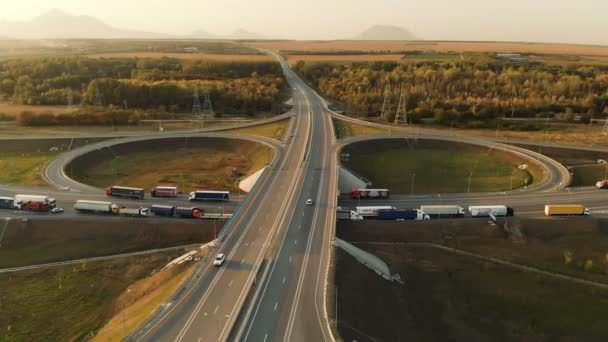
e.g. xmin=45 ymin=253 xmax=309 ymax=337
xmin=223 ymin=118 xmax=292 ymax=141
xmin=0 ymin=251 xmax=183 ymax=342
xmin=73 ymin=141 xmax=272 ymax=193
xmin=0 ymin=152 xmax=59 ymax=185
xmin=343 ymin=139 xmax=543 ymax=194
xmin=332 ymin=118 xmax=392 ymax=139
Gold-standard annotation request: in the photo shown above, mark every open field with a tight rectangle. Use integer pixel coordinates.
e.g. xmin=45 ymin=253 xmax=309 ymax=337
xmin=70 ymin=137 xmax=273 ymax=193
xmin=332 ymin=118 xmax=392 ymax=139
xmin=342 ymin=139 xmax=543 ymax=194
xmin=335 ymin=245 xmax=608 ymax=342
xmin=224 ymin=118 xmax=291 ymax=141
xmin=0 ymin=251 xmax=190 ymax=342
xmin=87 ymin=52 xmax=275 ymax=62
xmin=0 ymin=218 xmax=217 ymax=268
xmin=0 ymin=152 xmax=59 ymax=185
xmin=284 ymin=54 xmax=404 ymax=65
xmin=336 ymin=219 xmax=608 ymax=341
xmin=251 ymin=40 xmax=608 ymax=57
xmin=0 ymin=103 xmax=69 ymax=117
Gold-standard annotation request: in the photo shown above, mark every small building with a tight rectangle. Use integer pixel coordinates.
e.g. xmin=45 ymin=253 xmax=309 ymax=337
xmin=183 ymin=47 xmax=199 ymax=53
xmin=496 ymin=53 xmax=528 ymax=62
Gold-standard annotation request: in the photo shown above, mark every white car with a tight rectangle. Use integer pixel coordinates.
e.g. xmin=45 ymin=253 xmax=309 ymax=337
xmin=213 ymin=253 xmax=226 ymax=267
xmin=306 ymin=199 xmax=313 ymax=205
xmin=51 ymin=207 xmax=64 ymax=214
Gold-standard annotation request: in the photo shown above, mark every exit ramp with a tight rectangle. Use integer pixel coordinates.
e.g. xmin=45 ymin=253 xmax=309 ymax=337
xmin=334 ymin=238 xmax=401 ymax=283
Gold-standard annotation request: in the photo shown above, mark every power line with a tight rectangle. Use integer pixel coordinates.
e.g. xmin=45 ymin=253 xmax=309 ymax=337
xmin=380 ymin=84 xmax=391 ymax=121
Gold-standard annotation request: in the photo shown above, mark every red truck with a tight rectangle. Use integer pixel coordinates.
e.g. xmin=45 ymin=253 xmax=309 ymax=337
xmin=23 ymin=201 xmax=51 ymax=212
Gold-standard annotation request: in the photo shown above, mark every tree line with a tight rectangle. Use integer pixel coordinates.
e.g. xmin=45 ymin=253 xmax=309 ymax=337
xmin=294 ymin=57 xmax=608 ymax=129
xmin=0 ymin=57 xmax=286 ymax=117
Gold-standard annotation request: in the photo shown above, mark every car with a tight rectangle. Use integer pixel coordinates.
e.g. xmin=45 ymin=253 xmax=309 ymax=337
xmin=50 ymin=207 xmax=64 ymax=214
xmin=306 ymin=199 xmax=313 ymax=205
xmin=213 ymin=253 xmax=226 ymax=267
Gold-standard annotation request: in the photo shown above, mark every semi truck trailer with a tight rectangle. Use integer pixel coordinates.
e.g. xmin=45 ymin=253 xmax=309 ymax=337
xmin=119 ymin=207 xmax=150 ymax=217
xmin=544 ymin=204 xmax=590 ymax=216
xmin=336 ymin=209 xmax=364 ymax=221
xmin=189 ymin=190 xmax=230 ymax=202
xmin=151 ymin=186 xmax=178 ymax=198
xmin=0 ymin=197 xmax=14 ymax=209
xmin=74 ymin=200 xmax=119 ymax=214
xmin=13 ymin=194 xmax=56 ymax=210
xmin=175 ymin=207 xmax=202 ymax=219
xmin=469 ymin=205 xmax=514 ymax=217
xmin=351 ymin=188 xmax=390 ymax=199
xmin=151 ymin=204 xmax=176 ymax=216
xmin=378 ymin=209 xmax=430 ymax=221
xmin=355 ymin=206 xmax=397 ymax=217
xmin=106 ymin=186 xmax=145 ymax=199
xmin=420 ymin=205 xmax=465 ymax=217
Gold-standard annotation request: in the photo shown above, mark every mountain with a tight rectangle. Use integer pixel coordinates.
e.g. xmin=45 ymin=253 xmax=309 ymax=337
xmin=354 ymin=25 xmax=417 ymax=41
xmin=190 ymin=29 xmax=218 ymax=39
xmin=0 ymin=9 xmax=169 ymax=39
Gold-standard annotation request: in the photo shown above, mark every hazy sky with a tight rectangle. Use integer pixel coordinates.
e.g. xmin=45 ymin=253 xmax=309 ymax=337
xmin=2 ymin=0 xmax=607 ymax=44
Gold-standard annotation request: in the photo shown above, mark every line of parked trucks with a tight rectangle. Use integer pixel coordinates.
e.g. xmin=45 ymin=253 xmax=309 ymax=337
xmin=338 ymin=204 xmax=591 ymax=221
xmin=73 ymin=200 xmax=205 ymax=218
xmin=106 ymin=186 xmax=231 ymax=202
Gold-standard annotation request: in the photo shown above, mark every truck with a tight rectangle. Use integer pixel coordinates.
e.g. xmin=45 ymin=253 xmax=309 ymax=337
xmin=544 ymin=204 xmax=590 ymax=216
xmin=189 ymin=190 xmax=230 ymax=202
xmin=351 ymin=189 xmax=390 ymax=199
xmin=151 ymin=204 xmax=176 ymax=217
xmin=119 ymin=207 xmax=150 ymax=217
xmin=74 ymin=200 xmax=120 ymax=214
xmin=420 ymin=205 xmax=465 ymax=217
xmin=469 ymin=205 xmax=514 ymax=217
xmin=106 ymin=186 xmax=145 ymax=199
xmin=355 ymin=206 xmax=396 ymax=217
xmin=336 ymin=208 xmax=364 ymax=221
xmin=378 ymin=209 xmax=430 ymax=221
xmin=175 ymin=207 xmax=202 ymax=219
xmin=0 ymin=197 xmax=14 ymax=209
xmin=596 ymin=180 xmax=608 ymax=189
xmin=23 ymin=201 xmax=51 ymax=212
xmin=14 ymin=194 xmax=56 ymax=210
xmin=151 ymin=186 xmax=178 ymax=198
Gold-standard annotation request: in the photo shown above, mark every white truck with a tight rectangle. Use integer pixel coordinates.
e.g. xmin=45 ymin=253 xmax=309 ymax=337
xmin=74 ymin=200 xmax=119 ymax=214
xmin=337 ymin=208 xmax=364 ymax=221
xmin=420 ymin=205 xmax=465 ymax=217
xmin=469 ymin=205 xmax=514 ymax=217
xmin=355 ymin=206 xmax=396 ymax=217
xmin=14 ymin=194 xmax=56 ymax=210
xmin=119 ymin=207 xmax=150 ymax=217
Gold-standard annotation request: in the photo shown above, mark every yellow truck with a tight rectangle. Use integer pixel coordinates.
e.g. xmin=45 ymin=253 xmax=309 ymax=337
xmin=544 ymin=204 xmax=590 ymax=216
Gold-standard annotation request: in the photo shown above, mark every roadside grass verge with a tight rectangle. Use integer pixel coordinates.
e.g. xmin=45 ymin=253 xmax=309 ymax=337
xmin=0 ymin=219 xmax=218 ymax=269
xmin=342 ymin=139 xmax=543 ymax=194
xmin=71 ymin=138 xmax=273 ymax=193
xmin=223 ymin=118 xmax=292 ymax=141
xmin=332 ymin=118 xmax=391 ymax=139
xmin=0 ymin=152 xmax=59 ymax=185
xmin=0 ymin=251 xmax=188 ymax=342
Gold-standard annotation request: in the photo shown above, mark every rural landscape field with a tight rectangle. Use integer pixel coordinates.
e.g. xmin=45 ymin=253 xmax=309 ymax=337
xmin=1 ymin=1 xmax=608 ymax=341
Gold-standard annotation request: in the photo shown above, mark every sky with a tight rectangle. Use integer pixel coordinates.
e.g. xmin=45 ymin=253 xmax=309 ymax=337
xmin=2 ymin=0 xmax=607 ymax=44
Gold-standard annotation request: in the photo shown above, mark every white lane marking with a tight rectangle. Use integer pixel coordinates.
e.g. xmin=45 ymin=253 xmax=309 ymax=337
xmin=228 ymin=280 xmax=233 ymax=288
xmin=274 ymin=302 xmax=278 ymax=311
xmin=197 ymin=338 xmax=202 ymax=342
xmin=283 ymin=276 xmax=286 ymax=285
xmin=294 ymin=239 xmax=297 ymax=245
xmin=264 ymin=333 xmax=268 ymax=342
xmin=241 ymin=258 xmax=246 ymax=265
xmin=289 ymin=256 xmax=292 ymax=263
xmin=214 ymin=305 xmax=219 ymax=315
xmin=302 ymin=212 xmax=305 ymax=217
xmin=297 ymin=224 xmax=301 ymax=231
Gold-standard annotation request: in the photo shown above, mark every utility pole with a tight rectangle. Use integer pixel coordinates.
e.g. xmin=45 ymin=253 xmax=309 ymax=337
xmin=202 ymin=88 xmax=215 ymax=119
xmin=467 ymin=171 xmax=473 ymax=193
xmin=380 ymin=84 xmax=391 ymax=121
xmin=66 ymin=88 xmax=74 ymax=112
xmin=394 ymin=83 xmax=408 ymax=125
xmin=411 ymin=172 xmax=416 ymax=194
xmin=94 ymin=85 xmax=104 ymax=111
xmin=602 ymin=119 xmax=608 ymax=136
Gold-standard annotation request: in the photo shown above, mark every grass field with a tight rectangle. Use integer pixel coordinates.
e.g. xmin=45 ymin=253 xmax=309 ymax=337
xmin=223 ymin=118 xmax=291 ymax=141
xmin=342 ymin=139 xmax=543 ymax=194
xmin=332 ymin=118 xmax=392 ymax=139
xmin=0 ymin=152 xmax=59 ymax=185
xmin=0 ymin=103 xmax=68 ymax=117
xmin=72 ymin=138 xmax=273 ymax=193
xmin=87 ymin=52 xmax=274 ymax=61
xmin=336 ymin=219 xmax=608 ymax=341
xmin=251 ymin=40 xmax=608 ymax=57
xmin=0 ymin=251 xmax=188 ymax=342
xmin=0 ymin=218 xmax=217 ymax=268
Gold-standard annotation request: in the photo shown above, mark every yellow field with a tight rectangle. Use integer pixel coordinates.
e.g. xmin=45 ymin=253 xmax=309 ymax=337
xmin=284 ymin=54 xmax=404 ymax=65
xmin=250 ymin=40 xmax=608 ymax=57
xmin=87 ymin=52 xmax=274 ymax=61
xmin=0 ymin=103 xmax=68 ymax=116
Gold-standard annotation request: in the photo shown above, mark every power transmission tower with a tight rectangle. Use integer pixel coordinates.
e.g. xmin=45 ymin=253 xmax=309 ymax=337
xmin=202 ymin=89 xmax=215 ymax=118
xmin=66 ymin=88 xmax=74 ymax=112
xmin=379 ymin=84 xmax=391 ymax=121
xmin=192 ymin=87 xmax=202 ymax=117
xmin=603 ymin=119 xmax=608 ymax=136
xmin=394 ymin=84 xmax=408 ymax=125
xmin=94 ymin=86 xmax=104 ymax=111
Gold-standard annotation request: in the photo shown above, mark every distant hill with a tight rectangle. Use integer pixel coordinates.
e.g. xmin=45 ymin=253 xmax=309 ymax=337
xmin=190 ymin=29 xmax=218 ymax=39
xmin=354 ymin=25 xmax=417 ymax=41
xmin=0 ymin=9 xmax=170 ymax=39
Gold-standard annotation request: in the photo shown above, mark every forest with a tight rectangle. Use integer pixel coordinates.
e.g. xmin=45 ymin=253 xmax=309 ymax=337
xmin=294 ymin=57 xmax=608 ymax=129
xmin=0 ymin=57 xmax=287 ymax=124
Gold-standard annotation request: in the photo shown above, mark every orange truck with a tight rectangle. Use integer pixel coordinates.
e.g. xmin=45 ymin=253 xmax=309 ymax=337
xmin=544 ymin=204 xmax=590 ymax=216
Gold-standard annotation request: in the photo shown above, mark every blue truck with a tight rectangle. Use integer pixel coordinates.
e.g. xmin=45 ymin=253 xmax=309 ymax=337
xmin=151 ymin=205 xmax=202 ymax=219
xmin=106 ymin=186 xmax=145 ymax=199
xmin=377 ymin=209 xmax=429 ymax=221
xmin=150 ymin=204 xmax=176 ymax=217
xmin=0 ymin=196 xmax=14 ymax=209
xmin=189 ymin=190 xmax=230 ymax=202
